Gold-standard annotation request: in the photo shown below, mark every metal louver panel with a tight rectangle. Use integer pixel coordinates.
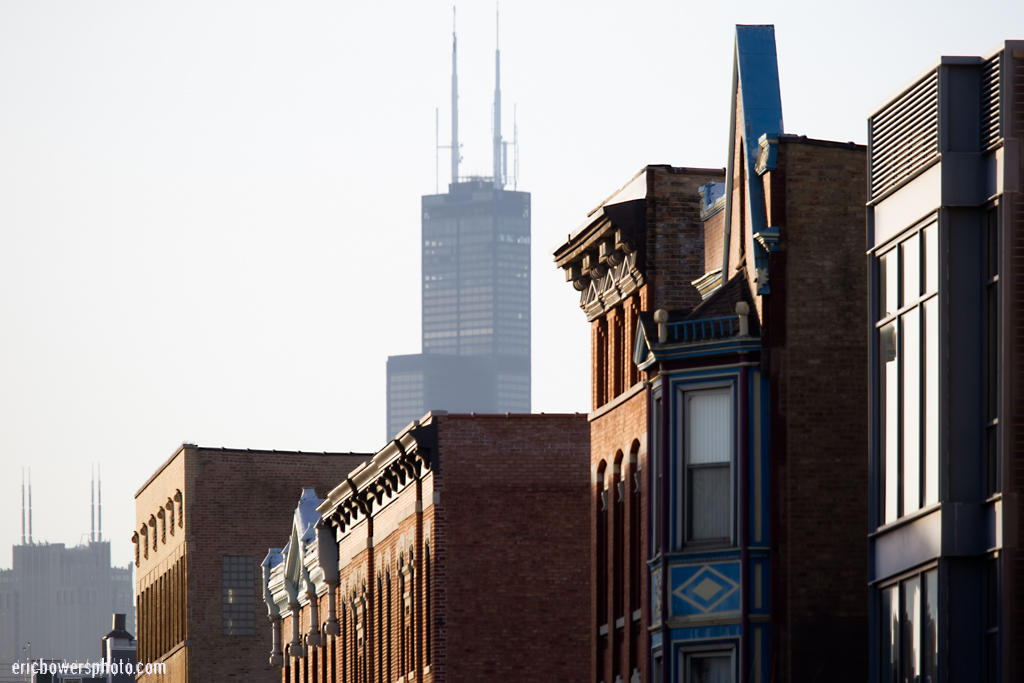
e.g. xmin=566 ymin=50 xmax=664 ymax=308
xmin=981 ymin=52 xmax=1002 ymax=151
xmin=869 ymin=70 xmax=939 ymax=200
xmin=1014 ymin=51 xmax=1024 ymax=139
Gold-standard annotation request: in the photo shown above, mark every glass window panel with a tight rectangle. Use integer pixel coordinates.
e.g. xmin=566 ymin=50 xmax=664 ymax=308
xmin=902 ymin=234 xmax=920 ymax=305
xmin=902 ymin=576 xmax=920 ymax=683
xmin=687 ymin=654 xmax=731 ymax=683
xmin=689 ymin=466 xmax=730 ymax=541
xmin=903 ymin=309 xmax=921 ymax=514
xmin=881 ymin=586 xmax=898 ymax=683
xmin=987 ymin=209 xmax=998 ymax=280
xmin=923 ymin=298 xmax=938 ymax=506
xmin=923 ymin=569 xmax=938 ymax=683
xmin=881 ymin=322 xmax=899 ymax=524
xmin=688 ymin=391 xmax=731 ymax=464
xmin=987 ymin=428 xmax=998 ymax=497
xmin=923 ymin=225 xmax=938 ymax=294
xmin=880 ymin=250 xmax=898 ymax=318
xmin=988 ymin=284 xmax=998 ymax=423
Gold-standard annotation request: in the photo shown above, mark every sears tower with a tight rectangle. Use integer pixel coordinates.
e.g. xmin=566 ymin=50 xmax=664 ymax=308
xmin=386 ymin=11 xmax=531 ymax=439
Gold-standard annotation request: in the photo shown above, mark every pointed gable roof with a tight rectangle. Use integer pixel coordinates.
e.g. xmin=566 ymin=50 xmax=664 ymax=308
xmin=727 ymin=25 xmax=784 ymax=296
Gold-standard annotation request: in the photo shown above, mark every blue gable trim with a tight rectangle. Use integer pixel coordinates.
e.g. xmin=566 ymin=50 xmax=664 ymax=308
xmin=733 ymin=25 xmax=784 ymax=295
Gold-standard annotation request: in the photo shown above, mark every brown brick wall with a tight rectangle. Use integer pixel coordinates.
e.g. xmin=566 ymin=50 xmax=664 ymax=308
xmin=433 ymin=414 xmax=590 ymax=683
xmin=765 ymin=139 xmax=869 ymax=682
xmin=703 ymin=209 xmax=725 ymax=277
xmin=136 ymin=446 xmax=368 ymax=683
xmin=645 ymin=166 xmax=724 ymax=313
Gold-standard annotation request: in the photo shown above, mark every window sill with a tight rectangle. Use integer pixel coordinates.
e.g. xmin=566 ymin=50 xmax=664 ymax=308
xmin=870 ymin=502 xmax=941 ymax=537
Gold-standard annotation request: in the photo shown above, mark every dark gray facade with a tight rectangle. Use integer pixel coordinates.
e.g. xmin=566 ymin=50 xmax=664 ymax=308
xmin=866 ymin=41 xmax=1024 ymax=683
xmin=386 ymin=180 xmax=531 ymax=439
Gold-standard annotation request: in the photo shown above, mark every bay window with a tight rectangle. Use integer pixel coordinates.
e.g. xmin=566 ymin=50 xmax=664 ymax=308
xmin=683 ymin=387 xmax=733 ymax=544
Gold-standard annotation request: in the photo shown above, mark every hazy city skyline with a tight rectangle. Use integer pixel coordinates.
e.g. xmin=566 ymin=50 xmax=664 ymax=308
xmin=1 ymin=1 xmax=1021 ymax=570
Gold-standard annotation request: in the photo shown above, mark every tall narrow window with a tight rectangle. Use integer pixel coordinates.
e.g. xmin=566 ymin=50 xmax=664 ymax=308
xmin=880 ymin=568 xmax=938 ymax=682
xmin=986 ymin=208 xmax=1000 ymax=496
xmin=986 ymin=557 xmax=1000 ymax=681
xmin=424 ymin=546 xmax=431 ymax=668
xmin=685 ymin=388 xmax=732 ymax=543
xmin=651 ymin=393 xmax=662 ymax=558
xmin=377 ymin=576 xmax=384 ymax=683
xmin=597 ymin=460 xmax=608 ymax=628
xmin=877 ymin=221 xmax=939 ymax=523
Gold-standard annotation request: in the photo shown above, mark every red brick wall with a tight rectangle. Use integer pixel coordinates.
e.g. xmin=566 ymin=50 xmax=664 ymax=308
xmin=590 ymin=392 xmax=648 ymax=683
xmin=764 ymin=139 xmax=869 ymax=682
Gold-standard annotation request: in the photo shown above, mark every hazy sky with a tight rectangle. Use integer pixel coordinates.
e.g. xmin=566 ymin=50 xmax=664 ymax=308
xmin=1 ymin=1 xmax=1021 ymax=570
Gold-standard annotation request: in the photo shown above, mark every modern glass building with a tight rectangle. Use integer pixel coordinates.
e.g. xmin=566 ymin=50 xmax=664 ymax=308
xmin=866 ymin=41 xmax=1023 ymax=682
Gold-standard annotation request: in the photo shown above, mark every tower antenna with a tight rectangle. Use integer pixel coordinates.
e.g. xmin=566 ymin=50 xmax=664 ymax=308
xmin=451 ymin=6 xmax=460 ymax=185
xmin=21 ymin=469 xmax=26 ymax=545
xmin=28 ymin=468 xmax=32 ymax=544
xmin=492 ymin=3 xmax=503 ymax=189
xmin=98 ymin=462 xmax=102 ymax=542
xmin=514 ymin=104 xmax=519 ymax=190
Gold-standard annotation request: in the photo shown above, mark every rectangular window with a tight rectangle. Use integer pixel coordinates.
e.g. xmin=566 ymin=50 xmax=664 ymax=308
xmin=684 ymin=388 xmax=732 ymax=543
xmin=222 ymin=555 xmax=255 ymax=636
xmin=681 ymin=650 xmax=734 ymax=683
xmin=879 ymin=568 xmax=938 ymax=683
xmin=877 ymin=221 xmax=939 ymax=523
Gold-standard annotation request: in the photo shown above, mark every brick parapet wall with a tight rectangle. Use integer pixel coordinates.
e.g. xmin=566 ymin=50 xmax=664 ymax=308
xmin=645 ymin=167 xmax=724 ymax=313
xmin=765 ymin=139 xmax=869 ymax=682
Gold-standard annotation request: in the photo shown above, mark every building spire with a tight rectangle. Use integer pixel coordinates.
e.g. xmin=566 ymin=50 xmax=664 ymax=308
xmin=21 ymin=469 xmax=26 ymax=545
xmin=28 ymin=468 xmax=32 ymax=544
xmin=493 ymin=3 xmax=503 ymax=189
xmin=451 ymin=6 xmax=460 ymax=186
xmin=91 ymin=464 xmax=95 ymax=543
xmin=98 ymin=462 xmax=102 ymax=542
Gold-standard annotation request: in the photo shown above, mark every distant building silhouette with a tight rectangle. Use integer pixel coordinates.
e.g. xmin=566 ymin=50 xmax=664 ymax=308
xmin=386 ymin=15 xmax=530 ymax=439
xmin=0 ymin=470 xmax=134 ymax=665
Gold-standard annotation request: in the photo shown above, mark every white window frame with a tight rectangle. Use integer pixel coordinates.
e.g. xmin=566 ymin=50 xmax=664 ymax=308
xmin=677 ymin=382 xmax=735 ymax=549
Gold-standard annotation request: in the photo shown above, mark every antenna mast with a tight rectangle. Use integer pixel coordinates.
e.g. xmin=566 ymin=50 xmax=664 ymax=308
xmin=21 ymin=469 xmax=26 ymax=545
xmin=28 ymin=468 xmax=32 ymax=544
xmin=98 ymin=462 xmax=102 ymax=542
xmin=493 ymin=4 xmax=503 ymax=189
xmin=451 ymin=7 xmax=460 ymax=186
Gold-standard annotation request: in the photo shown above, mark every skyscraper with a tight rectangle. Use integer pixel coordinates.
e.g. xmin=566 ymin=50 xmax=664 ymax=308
xmin=386 ymin=15 xmax=530 ymax=439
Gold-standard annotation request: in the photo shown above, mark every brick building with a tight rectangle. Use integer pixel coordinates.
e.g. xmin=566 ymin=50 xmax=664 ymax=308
xmin=865 ymin=41 xmax=1024 ymax=682
xmin=554 ymin=163 xmax=725 ymax=683
xmin=263 ymin=412 xmax=590 ymax=683
xmin=133 ymin=445 xmax=369 ymax=683
xmin=554 ymin=25 xmax=869 ymax=683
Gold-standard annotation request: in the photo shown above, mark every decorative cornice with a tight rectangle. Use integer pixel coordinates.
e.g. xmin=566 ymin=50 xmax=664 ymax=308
xmin=579 ymin=251 xmax=644 ymax=322
xmin=752 ymin=226 xmax=779 ymax=252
